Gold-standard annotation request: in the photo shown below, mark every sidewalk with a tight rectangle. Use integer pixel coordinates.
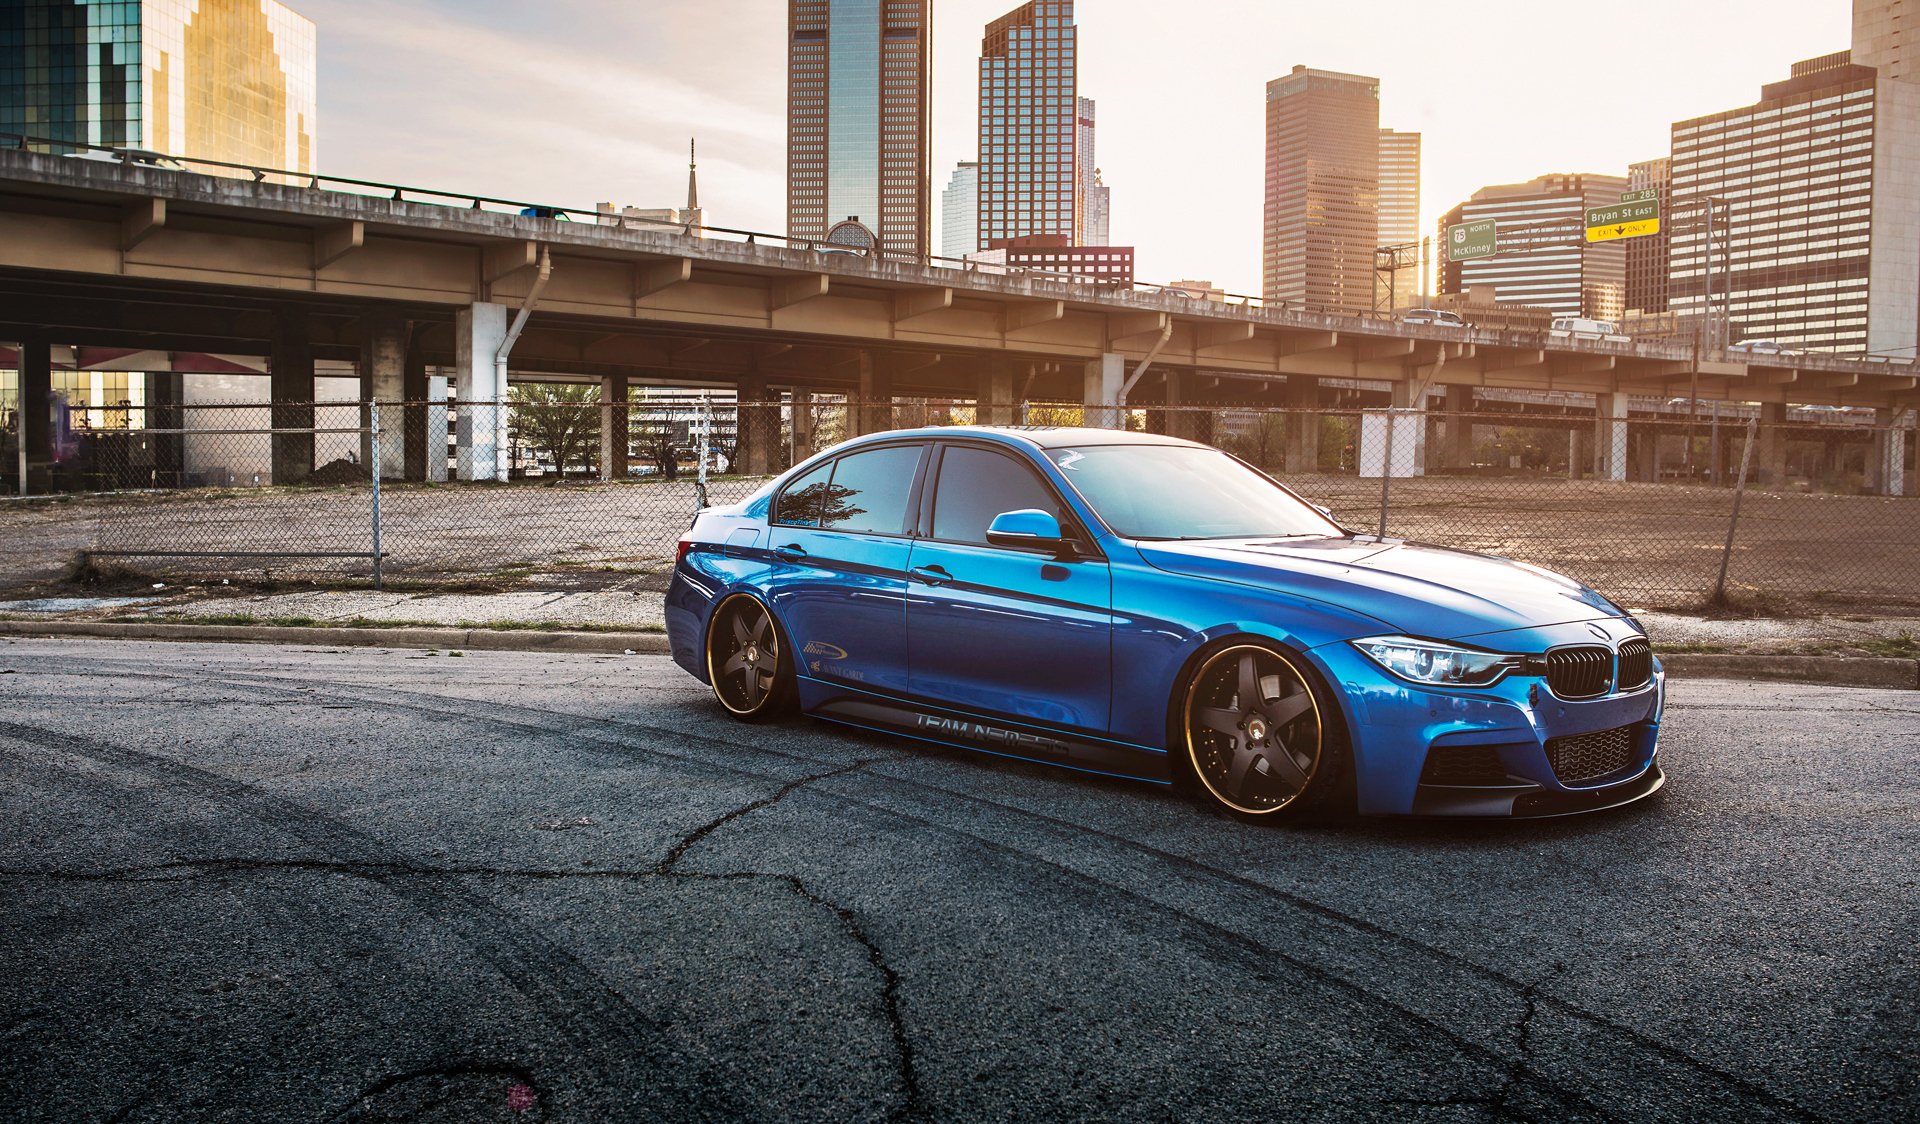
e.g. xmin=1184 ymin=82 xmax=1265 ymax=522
xmin=0 ymin=586 xmax=1914 ymax=687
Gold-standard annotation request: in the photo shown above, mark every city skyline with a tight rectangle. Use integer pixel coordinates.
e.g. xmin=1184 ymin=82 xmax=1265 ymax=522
xmin=202 ymin=0 xmax=1850 ymax=294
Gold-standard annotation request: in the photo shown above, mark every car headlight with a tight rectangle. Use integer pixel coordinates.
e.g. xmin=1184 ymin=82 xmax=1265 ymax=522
xmin=1352 ymin=636 xmax=1520 ymax=687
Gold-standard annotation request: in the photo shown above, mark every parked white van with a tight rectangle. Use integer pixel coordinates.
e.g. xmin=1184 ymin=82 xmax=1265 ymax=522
xmin=1548 ymin=316 xmax=1629 ymax=343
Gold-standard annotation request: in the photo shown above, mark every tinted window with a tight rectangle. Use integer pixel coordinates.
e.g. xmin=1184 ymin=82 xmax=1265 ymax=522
xmin=932 ymin=446 xmax=1064 ymax=546
xmin=1046 ymin=445 xmax=1342 ymax=540
xmin=818 ymin=445 xmax=922 ymax=534
xmin=774 ymin=459 xmax=834 ymax=528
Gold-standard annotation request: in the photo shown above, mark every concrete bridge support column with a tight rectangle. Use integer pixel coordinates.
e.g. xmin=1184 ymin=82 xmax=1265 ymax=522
xmin=1083 ymin=353 xmax=1124 ymax=430
xmin=1440 ymin=385 xmax=1475 ymax=471
xmin=454 ymin=302 xmax=509 ymax=482
xmin=269 ymin=309 xmax=315 ymax=485
xmin=790 ymin=389 xmax=815 ymax=464
xmin=735 ymin=371 xmax=775 ymax=476
xmin=853 ymin=352 xmax=893 ymax=436
xmin=1754 ymin=402 xmax=1789 ymax=486
xmin=147 ymin=371 xmax=184 ymax=488
xmin=401 ymin=341 xmax=435 ymax=483
xmin=19 ymin=337 xmax=53 ymax=493
xmin=978 ymin=362 xmax=1016 ymax=426
xmin=1148 ymin=371 xmax=1199 ymax=441
xmin=1281 ymin=376 xmax=1320 ymax=473
xmin=599 ymin=374 xmax=630 ymax=481
xmin=1596 ymin=392 xmax=1629 ymax=482
xmin=1866 ymin=409 xmax=1908 ymax=496
xmin=360 ymin=311 xmax=407 ymax=481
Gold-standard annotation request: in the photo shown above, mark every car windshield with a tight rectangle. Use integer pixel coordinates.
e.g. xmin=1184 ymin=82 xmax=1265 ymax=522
xmin=1045 ymin=444 xmax=1344 ymax=540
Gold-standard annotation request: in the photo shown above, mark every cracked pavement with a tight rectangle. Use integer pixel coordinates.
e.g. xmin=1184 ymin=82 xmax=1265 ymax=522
xmin=0 ymin=638 xmax=1915 ymax=1122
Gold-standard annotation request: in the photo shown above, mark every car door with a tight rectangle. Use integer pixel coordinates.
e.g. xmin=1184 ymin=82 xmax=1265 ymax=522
xmin=905 ymin=442 xmax=1113 ymax=732
xmin=764 ymin=442 xmax=927 ymax=697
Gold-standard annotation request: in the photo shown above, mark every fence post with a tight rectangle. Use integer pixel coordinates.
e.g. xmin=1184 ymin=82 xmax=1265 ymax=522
xmin=1376 ymin=408 xmax=1396 ymax=538
xmin=694 ymin=392 xmax=711 ymax=514
xmin=1712 ymin=416 xmax=1759 ymax=606
xmin=369 ymin=401 xmax=384 ymax=590
xmin=13 ymin=389 xmax=23 ymax=497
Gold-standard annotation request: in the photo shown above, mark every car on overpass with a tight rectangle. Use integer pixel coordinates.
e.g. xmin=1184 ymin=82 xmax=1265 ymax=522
xmin=666 ymin=427 xmax=1666 ymax=822
xmin=1549 ymin=317 xmax=1630 ymax=343
xmin=1400 ymin=309 xmax=1468 ymax=329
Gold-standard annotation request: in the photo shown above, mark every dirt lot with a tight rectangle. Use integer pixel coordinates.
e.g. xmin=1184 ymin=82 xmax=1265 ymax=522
xmin=1 ymin=473 xmax=1913 ymax=614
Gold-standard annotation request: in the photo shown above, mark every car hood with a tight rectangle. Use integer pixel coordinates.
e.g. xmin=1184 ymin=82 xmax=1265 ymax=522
xmin=1135 ymin=536 xmax=1627 ymax=641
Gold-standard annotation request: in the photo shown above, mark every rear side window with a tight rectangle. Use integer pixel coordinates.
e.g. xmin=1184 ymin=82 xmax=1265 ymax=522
xmin=775 ymin=445 xmax=923 ymax=534
xmin=931 ymin=446 xmax=1064 ymax=546
xmin=774 ymin=460 xmax=834 ymax=528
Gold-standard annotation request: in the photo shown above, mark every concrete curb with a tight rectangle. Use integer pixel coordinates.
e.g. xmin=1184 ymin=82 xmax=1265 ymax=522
xmin=1 ymin=622 xmax=1913 ymax=688
xmin=1659 ymin=653 xmax=1919 ymax=690
xmin=0 ymin=619 xmax=671 ymax=654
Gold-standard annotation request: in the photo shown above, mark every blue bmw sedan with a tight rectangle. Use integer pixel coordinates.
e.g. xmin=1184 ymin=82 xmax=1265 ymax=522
xmin=666 ymin=426 xmax=1665 ymax=821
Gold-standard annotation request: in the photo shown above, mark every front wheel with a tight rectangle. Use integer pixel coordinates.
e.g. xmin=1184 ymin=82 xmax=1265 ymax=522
xmin=704 ymin=594 xmax=796 ymax=722
xmin=1179 ymin=642 xmax=1348 ymax=821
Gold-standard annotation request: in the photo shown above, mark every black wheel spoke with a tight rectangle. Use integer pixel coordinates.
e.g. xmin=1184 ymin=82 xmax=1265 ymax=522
xmin=722 ymin=651 xmax=752 ymax=676
xmin=1235 ymin=653 xmax=1259 ymax=710
xmin=1261 ymin=690 xmax=1313 ymax=729
xmin=1198 ymin=706 xmax=1243 ymax=739
xmin=1263 ymin=746 xmax=1309 ymax=790
xmin=730 ymin=612 xmax=753 ymax=646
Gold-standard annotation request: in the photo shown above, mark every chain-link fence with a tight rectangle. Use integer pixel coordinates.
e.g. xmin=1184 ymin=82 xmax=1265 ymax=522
xmin=2 ymin=395 xmax=1914 ymax=613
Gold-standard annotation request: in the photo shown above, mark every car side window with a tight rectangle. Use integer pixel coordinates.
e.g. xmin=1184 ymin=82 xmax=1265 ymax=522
xmin=817 ymin=445 xmax=923 ymax=535
xmin=931 ymin=446 xmax=1064 ymax=547
xmin=773 ymin=459 xmax=835 ymax=528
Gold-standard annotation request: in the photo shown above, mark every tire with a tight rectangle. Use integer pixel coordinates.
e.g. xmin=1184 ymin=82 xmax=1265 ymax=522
xmin=1174 ymin=640 xmax=1351 ymax=822
xmin=704 ymin=593 xmax=797 ymax=722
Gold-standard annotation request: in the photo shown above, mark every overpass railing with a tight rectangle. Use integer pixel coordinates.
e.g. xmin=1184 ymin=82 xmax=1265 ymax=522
xmin=1 ymin=394 xmax=1913 ymax=615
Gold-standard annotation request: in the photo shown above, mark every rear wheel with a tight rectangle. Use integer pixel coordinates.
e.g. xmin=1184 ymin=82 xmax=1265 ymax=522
xmin=705 ymin=594 xmax=796 ymax=722
xmin=1179 ymin=642 xmax=1346 ymax=821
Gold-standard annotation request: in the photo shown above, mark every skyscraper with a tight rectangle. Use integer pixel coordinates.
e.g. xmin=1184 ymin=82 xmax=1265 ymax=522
xmin=1376 ymin=128 xmax=1421 ymax=310
xmin=1263 ymin=66 xmax=1379 ymax=312
xmin=941 ymin=160 xmax=979 ymax=260
xmin=1074 ymin=96 xmax=1097 ymax=244
xmin=0 ymin=0 xmax=317 ymax=173
xmin=1084 ymin=167 xmax=1110 ymax=248
xmin=1669 ymin=52 xmax=1881 ymax=352
xmin=1438 ymin=174 xmax=1629 ymax=319
xmin=786 ymin=0 xmax=931 ymax=260
xmin=1625 ymin=156 xmax=1670 ymax=315
xmin=977 ymin=0 xmax=1077 ymax=250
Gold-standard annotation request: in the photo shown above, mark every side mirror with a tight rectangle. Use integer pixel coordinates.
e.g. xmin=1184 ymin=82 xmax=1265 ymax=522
xmin=986 ymin=509 xmax=1071 ymax=554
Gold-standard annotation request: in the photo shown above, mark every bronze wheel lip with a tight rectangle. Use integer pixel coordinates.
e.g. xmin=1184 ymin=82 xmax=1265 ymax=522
xmin=706 ymin=593 xmax=778 ymax=717
xmin=1184 ymin=642 xmax=1323 ymax=816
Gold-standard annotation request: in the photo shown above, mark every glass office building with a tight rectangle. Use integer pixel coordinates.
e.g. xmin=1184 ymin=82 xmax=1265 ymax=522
xmin=1263 ymin=66 xmax=1380 ymax=313
xmin=787 ymin=0 xmax=931 ymax=260
xmin=977 ymin=0 xmax=1076 ymax=250
xmin=0 ymin=0 xmax=317 ymax=173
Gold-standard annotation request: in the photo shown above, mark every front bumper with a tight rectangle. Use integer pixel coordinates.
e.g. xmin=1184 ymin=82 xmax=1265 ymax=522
xmin=1311 ymin=626 xmax=1666 ymax=818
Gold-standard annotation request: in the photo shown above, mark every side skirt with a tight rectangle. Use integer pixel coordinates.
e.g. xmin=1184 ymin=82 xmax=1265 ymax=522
xmin=800 ymin=677 xmax=1171 ymax=785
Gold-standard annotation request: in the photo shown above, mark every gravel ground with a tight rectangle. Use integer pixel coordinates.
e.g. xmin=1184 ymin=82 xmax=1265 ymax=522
xmin=1 ymin=639 xmax=1915 ymax=1121
xmin=4 ymin=473 xmax=1915 ymax=613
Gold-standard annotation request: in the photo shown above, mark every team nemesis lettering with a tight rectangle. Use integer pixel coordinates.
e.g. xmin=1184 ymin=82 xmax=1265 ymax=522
xmin=916 ymin=715 xmax=1071 ymax=757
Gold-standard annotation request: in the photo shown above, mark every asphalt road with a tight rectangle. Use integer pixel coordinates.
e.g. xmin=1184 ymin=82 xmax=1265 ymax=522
xmin=1 ymin=638 xmax=1915 ymax=1123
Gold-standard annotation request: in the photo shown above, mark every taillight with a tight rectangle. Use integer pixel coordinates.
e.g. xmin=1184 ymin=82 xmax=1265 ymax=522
xmin=676 ymin=538 xmax=695 ymax=565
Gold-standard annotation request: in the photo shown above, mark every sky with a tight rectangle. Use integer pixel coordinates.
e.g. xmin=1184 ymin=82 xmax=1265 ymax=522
xmin=294 ymin=0 xmax=1855 ymax=295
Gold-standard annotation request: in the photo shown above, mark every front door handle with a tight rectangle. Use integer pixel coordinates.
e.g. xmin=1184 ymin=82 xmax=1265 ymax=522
xmin=910 ymin=564 xmax=952 ymax=586
xmin=774 ymin=543 xmax=809 ymax=561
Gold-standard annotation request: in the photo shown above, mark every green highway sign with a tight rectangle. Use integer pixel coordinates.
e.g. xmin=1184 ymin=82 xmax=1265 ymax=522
xmin=1621 ymin=188 xmax=1658 ymax=204
xmin=1586 ymin=199 xmax=1661 ymax=243
xmin=1446 ymin=219 xmax=1498 ymax=262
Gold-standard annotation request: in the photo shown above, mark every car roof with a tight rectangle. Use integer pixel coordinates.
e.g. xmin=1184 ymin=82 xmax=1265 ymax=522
xmin=841 ymin=425 xmax=1209 ymax=451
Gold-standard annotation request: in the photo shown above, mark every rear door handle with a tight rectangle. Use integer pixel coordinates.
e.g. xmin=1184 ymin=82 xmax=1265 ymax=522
xmin=910 ymin=564 xmax=952 ymax=586
xmin=774 ymin=543 xmax=809 ymax=561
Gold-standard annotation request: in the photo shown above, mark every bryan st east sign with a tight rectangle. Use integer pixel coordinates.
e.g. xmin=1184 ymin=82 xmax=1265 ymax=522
xmin=1586 ymin=197 xmax=1661 ymax=243
xmin=1446 ymin=219 xmax=1498 ymax=262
